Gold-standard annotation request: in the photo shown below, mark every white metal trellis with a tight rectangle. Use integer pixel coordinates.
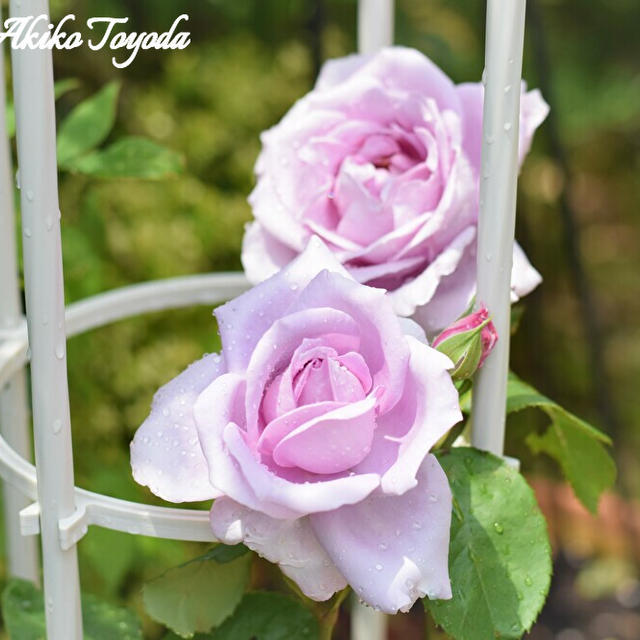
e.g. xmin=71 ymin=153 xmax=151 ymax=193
xmin=0 ymin=1 xmax=527 ymax=639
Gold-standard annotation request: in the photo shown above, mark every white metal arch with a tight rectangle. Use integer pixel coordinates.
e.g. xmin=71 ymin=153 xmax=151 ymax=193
xmin=0 ymin=1 xmax=527 ymax=638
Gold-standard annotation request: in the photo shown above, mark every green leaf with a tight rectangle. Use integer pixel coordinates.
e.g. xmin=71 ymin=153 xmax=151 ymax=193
xmin=1 ymin=578 xmax=143 ymax=640
xmin=197 ymin=544 xmax=250 ymax=564
xmin=425 ymin=448 xmax=552 ymax=640
xmin=506 ymin=373 xmax=615 ymax=513
xmin=81 ymin=593 xmax=144 ymax=639
xmin=211 ymin=592 xmax=319 ymax=640
xmin=57 ymin=81 xmax=120 ymax=167
xmin=68 ymin=136 xmax=184 ymax=179
xmin=143 ymin=550 xmax=252 ymax=637
xmin=54 ymin=78 xmax=81 ymax=100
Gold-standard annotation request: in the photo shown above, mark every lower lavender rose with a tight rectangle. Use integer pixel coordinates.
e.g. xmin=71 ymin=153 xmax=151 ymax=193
xmin=130 ymin=238 xmax=462 ymax=613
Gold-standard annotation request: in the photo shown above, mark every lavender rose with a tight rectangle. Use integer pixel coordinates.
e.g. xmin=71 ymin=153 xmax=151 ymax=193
xmin=242 ymin=46 xmax=548 ymax=334
xmin=131 ymin=238 xmax=461 ymax=613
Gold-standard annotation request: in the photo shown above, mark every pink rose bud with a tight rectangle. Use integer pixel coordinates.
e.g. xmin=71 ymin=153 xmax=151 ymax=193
xmin=432 ymin=305 xmax=498 ymax=380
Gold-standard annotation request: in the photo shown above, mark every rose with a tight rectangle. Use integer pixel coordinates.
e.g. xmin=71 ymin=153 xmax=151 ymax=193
xmin=131 ymin=237 xmax=462 ymax=613
xmin=432 ymin=304 xmax=498 ymax=380
xmin=242 ymin=46 xmax=548 ymax=335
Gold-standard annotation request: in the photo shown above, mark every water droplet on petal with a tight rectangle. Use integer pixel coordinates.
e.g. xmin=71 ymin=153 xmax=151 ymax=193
xmin=52 ymin=419 xmax=62 ymax=434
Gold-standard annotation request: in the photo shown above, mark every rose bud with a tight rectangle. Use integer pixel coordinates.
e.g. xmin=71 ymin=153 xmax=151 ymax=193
xmin=432 ymin=305 xmax=497 ymax=380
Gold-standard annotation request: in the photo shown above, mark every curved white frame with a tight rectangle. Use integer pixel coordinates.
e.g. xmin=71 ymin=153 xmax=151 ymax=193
xmin=0 ymin=274 xmax=250 ymax=550
xmin=0 ymin=0 xmax=527 ymax=638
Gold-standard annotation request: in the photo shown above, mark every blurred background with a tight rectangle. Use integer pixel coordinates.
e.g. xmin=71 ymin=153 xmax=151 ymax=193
xmin=1 ymin=0 xmax=639 ymax=638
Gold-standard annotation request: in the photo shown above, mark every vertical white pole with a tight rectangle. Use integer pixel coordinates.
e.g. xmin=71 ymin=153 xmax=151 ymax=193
xmin=10 ymin=1 xmax=83 ymax=637
xmin=357 ymin=0 xmax=394 ymax=54
xmin=352 ymin=2 xmax=393 ymax=639
xmin=0 ymin=3 xmax=40 ymax=584
xmin=471 ymin=0 xmax=527 ymax=455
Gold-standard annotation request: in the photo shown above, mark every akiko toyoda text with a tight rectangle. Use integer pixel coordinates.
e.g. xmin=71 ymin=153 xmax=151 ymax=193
xmin=0 ymin=14 xmax=191 ymax=68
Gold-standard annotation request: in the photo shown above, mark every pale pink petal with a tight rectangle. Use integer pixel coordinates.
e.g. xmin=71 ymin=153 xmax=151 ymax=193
xmin=411 ymin=235 xmax=477 ymax=336
xmin=311 ymin=455 xmax=452 ymax=613
xmin=210 ymin=497 xmax=347 ymax=601
xmin=373 ymin=337 xmax=460 ymax=495
xmin=223 ymin=422 xmax=380 ymax=518
xmin=315 ymin=52 xmax=372 ymax=90
xmin=518 ymin=88 xmax=550 ymax=165
xmin=244 ymin=306 xmax=360 ymax=440
xmin=130 ymin=353 xmax=224 ymax=503
xmin=457 ymin=82 xmax=549 ymax=174
xmin=289 ymin=270 xmax=409 ymax=414
xmin=217 ymin=237 xmax=352 ymax=373
xmin=336 ymin=351 xmax=372 ymax=394
xmin=272 ymin=393 xmax=378 ymax=474
xmin=511 ymin=241 xmax=542 ymax=301
xmin=389 ymin=226 xmax=476 ymax=317
xmin=356 ymin=47 xmax=461 ymax=115
xmin=194 ymin=373 xmax=296 ymax=519
xmin=258 ymin=401 xmax=344 ymax=457
xmin=241 ymin=222 xmax=297 ymax=286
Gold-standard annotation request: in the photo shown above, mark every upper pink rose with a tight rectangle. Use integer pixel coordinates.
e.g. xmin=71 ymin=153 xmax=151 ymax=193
xmin=130 ymin=238 xmax=461 ymax=613
xmin=242 ymin=46 xmax=548 ymax=334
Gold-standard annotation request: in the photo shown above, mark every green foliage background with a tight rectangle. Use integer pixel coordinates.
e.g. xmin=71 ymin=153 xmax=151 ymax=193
xmin=1 ymin=0 xmax=638 ymax=637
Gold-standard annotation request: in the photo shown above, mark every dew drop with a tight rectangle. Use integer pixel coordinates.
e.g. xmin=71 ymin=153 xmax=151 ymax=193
xmin=504 ymin=122 xmax=513 ymax=132
xmin=504 ymin=84 xmax=512 ymax=94
xmin=54 ymin=343 xmax=65 ymax=359
xmin=428 ymin=493 xmax=438 ymax=503
xmin=45 ymin=216 xmax=53 ymax=230
xmin=375 ymin=563 xmax=383 ymax=571
xmin=24 ymin=227 xmax=32 ymax=238
xmin=493 ymin=522 xmax=504 ymax=534
xmin=26 ymin=190 xmax=34 ymax=202
xmin=161 ymin=408 xmax=170 ymax=417
xmin=524 ymin=575 xmax=533 ymax=587
xmin=52 ymin=418 xmax=62 ymax=434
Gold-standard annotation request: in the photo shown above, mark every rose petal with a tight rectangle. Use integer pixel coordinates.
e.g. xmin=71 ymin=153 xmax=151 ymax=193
xmin=217 ymin=237 xmax=352 ymax=373
xmin=210 ymin=497 xmax=347 ymax=601
xmin=258 ymin=401 xmax=345 ymax=457
xmin=273 ymin=393 xmax=378 ymax=474
xmin=241 ymin=222 xmax=297 ymax=286
xmin=389 ymin=226 xmax=477 ymax=317
xmin=411 ymin=235 xmax=477 ymax=336
xmin=223 ymin=422 xmax=380 ymax=517
xmin=457 ymin=82 xmax=549 ymax=174
xmin=194 ymin=373 xmax=296 ymax=519
xmin=244 ymin=306 xmax=360 ymax=440
xmin=310 ymin=454 xmax=452 ymax=613
xmin=288 ymin=270 xmax=409 ymax=414
xmin=130 ymin=353 xmax=224 ymax=502
xmin=370 ymin=337 xmax=460 ymax=495
xmin=511 ymin=241 xmax=542 ymax=301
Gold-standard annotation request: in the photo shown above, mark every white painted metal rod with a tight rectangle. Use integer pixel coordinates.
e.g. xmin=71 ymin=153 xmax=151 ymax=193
xmin=10 ymin=0 xmax=82 ymax=637
xmin=0 ymin=3 xmax=40 ymax=584
xmin=0 ymin=272 xmax=250 ymax=389
xmin=0 ymin=432 xmax=215 ymax=546
xmin=357 ymin=0 xmax=394 ymax=55
xmin=353 ymin=2 xmax=394 ymax=638
xmin=471 ymin=0 xmax=527 ymax=455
